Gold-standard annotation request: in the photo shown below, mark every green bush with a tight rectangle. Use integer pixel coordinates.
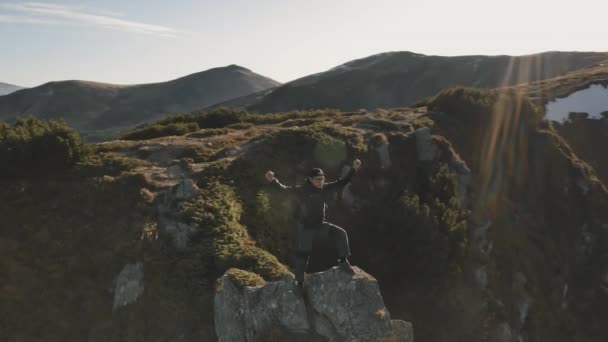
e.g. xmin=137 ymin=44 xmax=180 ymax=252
xmin=225 ymin=268 xmax=266 ymax=288
xmin=428 ymin=87 xmax=541 ymax=126
xmin=216 ymin=244 xmax=290 ymax=280
xmin=193 ymin=107 xmax=249 ymax=128
xmin=121 ymin=108 xmax=350 ymax=143
xmin=76 ymin=153 xmax=151 ymax=176
xmin=121 ymin=108 xmax=251 ymax=140
xmin=377 ymin=163 xmax=468 ymax=283
xmin=226 ymin=122 xmax=254 ymax=130
xmin=0 ymin=117 xmax=89 ymax=178
xmin=121 ymin=122 xmax=199 ymax=140
xmin=179 ymin=181 xmax=289 ymax=280
xmin=245 ymin=190 xmax=296 ymax=263
xmin=413 ymin=95 xmax=433 ymax=108
xmin=357 ymin=117 xmax=401 ymax=131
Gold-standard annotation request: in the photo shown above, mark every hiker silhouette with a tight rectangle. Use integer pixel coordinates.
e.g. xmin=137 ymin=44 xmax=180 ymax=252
xmin=265 ymin=159 xmax=361 ymax=286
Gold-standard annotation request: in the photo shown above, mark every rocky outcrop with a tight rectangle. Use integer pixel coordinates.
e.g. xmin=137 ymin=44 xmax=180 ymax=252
xmin=414 ymin=127 xmax=438 ymax=162
xmin=112 ymin=262 xmax=144 ymax=310
xmin=214 ymin=266 xmax=413 ymax=342
xmin=156 ymin=179 xmax=199 ymax=249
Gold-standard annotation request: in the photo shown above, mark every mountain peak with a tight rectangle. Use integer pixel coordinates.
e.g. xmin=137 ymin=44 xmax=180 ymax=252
xmin=224 ymin=64 xmax=250 ymax=71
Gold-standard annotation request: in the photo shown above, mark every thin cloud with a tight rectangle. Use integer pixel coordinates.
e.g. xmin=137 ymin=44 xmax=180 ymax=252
xmin=0 ymin=2 xmax=182 ymax=38
xmin=0 ymin=14 xmax=58 ymax=24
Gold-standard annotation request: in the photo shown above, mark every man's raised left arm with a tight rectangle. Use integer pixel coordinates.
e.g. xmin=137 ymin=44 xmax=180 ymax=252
xmin=324 ymin=159 xmax=361 ymax=192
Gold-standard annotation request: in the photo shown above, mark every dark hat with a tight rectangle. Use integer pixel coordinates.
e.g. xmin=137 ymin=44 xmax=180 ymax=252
xmin=308 ymin=168 xmax=324 ymax=178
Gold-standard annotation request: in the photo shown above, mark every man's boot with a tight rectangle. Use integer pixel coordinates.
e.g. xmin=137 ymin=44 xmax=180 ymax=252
xmin=338 ymin=258 xmax=355 ymax=274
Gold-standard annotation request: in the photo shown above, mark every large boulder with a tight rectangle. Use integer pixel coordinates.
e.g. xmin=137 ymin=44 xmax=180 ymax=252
xmin=214 ymin=266 xmax=413 ymax=341
xmin=414 ymin=127 xmax=438 ymax=161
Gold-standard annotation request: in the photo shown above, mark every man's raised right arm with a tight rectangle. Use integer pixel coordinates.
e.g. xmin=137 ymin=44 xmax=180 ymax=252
xmin=265 ymin=170 xmax=295 ymax=192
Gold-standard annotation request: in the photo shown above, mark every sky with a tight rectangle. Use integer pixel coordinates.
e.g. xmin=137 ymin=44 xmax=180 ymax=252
xmin=1 ymin=0 xmax=607 ymax=87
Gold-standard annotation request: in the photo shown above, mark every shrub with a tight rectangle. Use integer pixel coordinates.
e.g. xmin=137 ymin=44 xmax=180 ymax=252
xmin=245 ymin=190 xmax=296 ymax=263
xmin=216 ymin=244 xmax=290 ymax=280
xmin=428 ymin=87 xmax=541 ymax=126
xmin=225 ymin=268 xmax=266 ymax=288
xmin=428 ymin=87 xmax=543 ymax=213
xmin=356 ymin=117 xmax=401 ymax=131
xmin=0 ymin=117 xmax=89 ymax=178
xmin=376 ymin=163 xmax=468 ymax=284
xmin=122 ymin=122 xmax=199 ymax=140
xmin=122 ymin=107 xmax=251 ymax=141
xmin=193 ymin=107 xmax=249 ymax=128
xmin=76 ymin=153 xmax=151 ymax=176
xmin=179 ymin=181 xmax=289 ymax=281
xmin=226 ymin=122 xmax=254 ymax=130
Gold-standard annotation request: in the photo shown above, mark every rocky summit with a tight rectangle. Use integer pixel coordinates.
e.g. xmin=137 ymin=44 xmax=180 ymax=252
xmin=214 ymin=266 xmax=413 ymax=342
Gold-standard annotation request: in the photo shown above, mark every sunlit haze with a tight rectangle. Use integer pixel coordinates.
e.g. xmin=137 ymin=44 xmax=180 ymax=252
xmin=1 ymin=0 xmax=607 ymax=87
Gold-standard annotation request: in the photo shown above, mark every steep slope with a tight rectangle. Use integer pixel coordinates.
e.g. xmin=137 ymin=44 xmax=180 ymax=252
xmin=515 ymin=64 xmax=608 ymax=186
xmin=0 ymin=82 xmax=25 ymax=95
xmin=551 ymin=115 xmax=608 ymax=185
xmin=519 ymin=63 xmax=608 ymax=106
xmin=0 ymin=65 xmax=280 ymax=141
xmin=230 ymin=51 xmax=608 ymax=113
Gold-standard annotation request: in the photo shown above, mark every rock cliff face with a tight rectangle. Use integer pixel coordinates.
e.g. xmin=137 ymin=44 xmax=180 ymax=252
xmin=214 ymin=266 xmax=413 ymax=342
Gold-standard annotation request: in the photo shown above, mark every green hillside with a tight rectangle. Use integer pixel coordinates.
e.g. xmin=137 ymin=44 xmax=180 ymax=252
xmin=1 ymin=89 xmax=607 ymax=341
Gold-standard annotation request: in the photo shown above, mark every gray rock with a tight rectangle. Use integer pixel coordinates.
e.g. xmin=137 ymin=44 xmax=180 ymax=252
xmin=472 ymin=265 xmax=488 ymax=290
xmin=575 ymin=175 xmax=591 ymax=195
xmin=470 ymin=221 xmax=493 ymax=261
xmin=511 ymin=272 xmax=531 ymax=331
xmin=561 ymin=283 xmax=569 ymax=309
xmin=391 ymin=320 xmax=414 ymax=342
xmin=214 ymin=273 xmax=314 ymax=342
xmin=467 ymin=222 xmax=492 ymax=289
xmin=242 ymin=275 xmax=310 ymax=340
xmin=154 ymin=179 xmax=201 ymax=249
xmin=305 ymin=266 xmax=393 ymax=341
xmin=375 ymin=141 xmax=392 ymax=169
xmin=214 ymin=267 xmax=411 ymax=342
xmin=162 ymin=220 xmax=196 ymax=249
xmin=448 ymin=156 xmax=471 ymax=209
xmin=601 ymin=271 xmax=608 ymax=295
xmin=341 ymin=183 xmax=356 ymax=208
xmin=414 ymin=127 xmax=438 ymax=161
xmin=173 ymin=179 xmax=199 ymax=201
xmin=575 ymin=224 xmax=595 ymax=264
xmin=112 ymin=262 xmax=144 ymax=310
xmin=489 ymin=322 xmax=513 ymax=342
xmin=215 ymin=274 xmax=247 ymax=342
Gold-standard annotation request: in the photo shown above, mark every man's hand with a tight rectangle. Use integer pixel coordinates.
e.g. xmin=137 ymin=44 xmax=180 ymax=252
xmin=352 ymin=159 xmax=362 ymax=170
xmin=265 ymin=170 xmax=275 ymax=182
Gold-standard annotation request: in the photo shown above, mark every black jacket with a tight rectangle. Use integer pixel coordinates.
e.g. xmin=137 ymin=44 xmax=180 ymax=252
xmin=270 ymin=167 xmax=356 ymax=225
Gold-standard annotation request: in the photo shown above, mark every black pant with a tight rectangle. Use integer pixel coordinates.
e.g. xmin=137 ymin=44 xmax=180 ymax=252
xmin=294 ymin=221 xmax=351 ymax=282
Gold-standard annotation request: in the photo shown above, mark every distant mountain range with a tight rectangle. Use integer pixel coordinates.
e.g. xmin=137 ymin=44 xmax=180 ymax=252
xmin=3 ymin=51 xmax=608 ymax=142
xmin=0 ymin=65 xmax=280 ymax=141
xmin=214 ymin=51 xmax=608 ymax=113
xmin=0 ymin=82 xmax=25 ymax=96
